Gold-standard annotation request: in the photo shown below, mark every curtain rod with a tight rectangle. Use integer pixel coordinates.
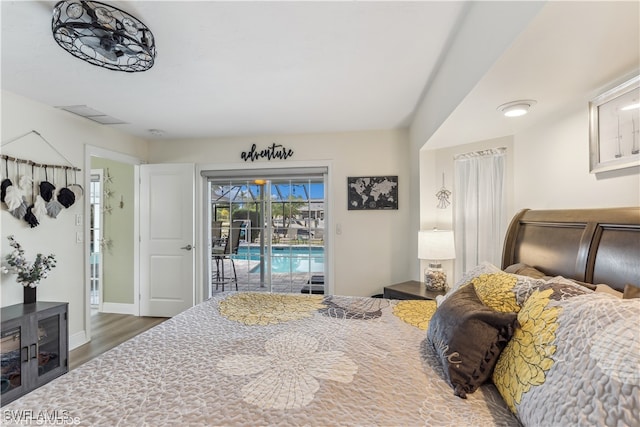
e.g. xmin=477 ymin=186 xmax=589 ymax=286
xmin=454 ymin=147 xmax=506 ymax=160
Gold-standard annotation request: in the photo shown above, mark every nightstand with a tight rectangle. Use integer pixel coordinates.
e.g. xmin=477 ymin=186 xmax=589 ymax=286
xmin=383 ymin=280 xmax=446 ymax=300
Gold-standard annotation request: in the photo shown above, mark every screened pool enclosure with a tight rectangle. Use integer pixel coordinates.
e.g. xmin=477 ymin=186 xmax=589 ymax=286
xmin=206 ymin=170 xmax=326 ymax=296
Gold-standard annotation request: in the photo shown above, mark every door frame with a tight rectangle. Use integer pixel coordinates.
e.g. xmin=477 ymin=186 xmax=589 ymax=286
xmin=195 ymin=161 xmax=334 ymax=302
xmin=83 ymin=146 xmax=142 ymax=343
xmin=89 ymin=169 xmax=105 ymax=314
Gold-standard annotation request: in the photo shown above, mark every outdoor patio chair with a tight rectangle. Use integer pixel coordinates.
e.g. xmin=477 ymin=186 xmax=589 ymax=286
xmin=212 ymin=220 xmax=243 ymax=291
xmin=212 ymin=220 xmax=223 ymax=247
xmin=297 ymin=228 xmax=310 ymax=240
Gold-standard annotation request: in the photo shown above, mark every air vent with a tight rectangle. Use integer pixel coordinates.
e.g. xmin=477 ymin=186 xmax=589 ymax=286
xmin=55 ymin=105 xmax=128 ymax=125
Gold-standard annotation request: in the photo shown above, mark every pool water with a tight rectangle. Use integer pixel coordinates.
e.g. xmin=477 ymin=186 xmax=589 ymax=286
xmin=235 ymin=245 xmax=324 ymax=273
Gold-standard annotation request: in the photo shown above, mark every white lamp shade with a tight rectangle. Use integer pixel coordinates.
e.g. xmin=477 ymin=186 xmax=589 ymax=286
xmin=418 ymin=229 xmax=456 ymax=260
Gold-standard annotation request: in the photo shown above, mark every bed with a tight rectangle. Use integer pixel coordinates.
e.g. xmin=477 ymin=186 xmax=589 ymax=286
xmin=2 ymin=207 xmax=639 ymax=426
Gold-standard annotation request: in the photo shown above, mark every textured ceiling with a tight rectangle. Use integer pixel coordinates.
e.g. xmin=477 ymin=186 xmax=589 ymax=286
xmin=2 ymin=2 xmax=638 ymax=147
xmin=1 ymin=1 xmax=464 ymax=140
xmin=426 ymin=1 xmax=640 ymax=149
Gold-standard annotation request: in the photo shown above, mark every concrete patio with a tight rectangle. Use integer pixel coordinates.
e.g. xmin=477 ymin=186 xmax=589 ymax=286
xmin=209 ymin=257 xmax=324 ymax=296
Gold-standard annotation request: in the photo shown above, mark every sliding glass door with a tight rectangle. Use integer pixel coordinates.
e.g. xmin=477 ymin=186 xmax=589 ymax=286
xmin=205 ymin=169 xmax=326 ymax=296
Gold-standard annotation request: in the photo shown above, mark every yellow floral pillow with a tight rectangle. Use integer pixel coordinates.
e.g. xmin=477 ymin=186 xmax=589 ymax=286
xmin=492 ymin=288 xmax=560 ymax=413
xmin=471 ymin=273 xmax=520 ymax=313
xmin=490 ymin=281 xmax=639 ymax=426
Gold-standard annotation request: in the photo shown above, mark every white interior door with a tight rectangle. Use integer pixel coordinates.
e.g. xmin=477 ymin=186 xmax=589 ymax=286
xmin=140 ymin=163 xmax=195 ymax=317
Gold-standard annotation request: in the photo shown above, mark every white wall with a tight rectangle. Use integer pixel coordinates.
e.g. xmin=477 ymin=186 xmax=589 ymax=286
xmin=1 ymin=91 xmax=148 ymax=348
xmin=514 ymin=101 xmax=640 ymax=209
xmin=4 ymin=65 xmax=636 ymax=350
xmin=409 ymin=1 xmax=543 ymax=152
xmin=421 ymin=136 xmax=515 ymax=230
xmin=148 ymin=130 xmax=411 ymax=297
xmin=419 ymin=104 xmax=639 ymax=284
xmin=420 ymin=136 xmax=515 ymax=284
xmin=408 ymin=1 xmax=543 ymax=282
xmin=1 ymin=92 xmax=411 ymax=346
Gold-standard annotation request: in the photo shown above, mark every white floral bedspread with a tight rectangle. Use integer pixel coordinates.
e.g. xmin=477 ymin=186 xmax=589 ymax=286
xmin=2 ymin=293 xmax=519 ymax=426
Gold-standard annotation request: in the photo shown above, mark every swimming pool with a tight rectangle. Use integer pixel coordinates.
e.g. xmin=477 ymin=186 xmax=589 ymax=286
xmin=235 ymin=245 xmax=324 ymax=274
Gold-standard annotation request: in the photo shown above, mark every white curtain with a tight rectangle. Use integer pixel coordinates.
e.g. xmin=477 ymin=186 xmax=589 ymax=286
xmin=454 ymin=148 xmax=507 ymax=280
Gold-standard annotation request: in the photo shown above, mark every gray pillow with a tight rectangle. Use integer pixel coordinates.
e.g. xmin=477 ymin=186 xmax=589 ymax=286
xmin=503 ymin=263 xmax=547 ymax=279
xmin=426 ymin=284 xmax=518 ymax=398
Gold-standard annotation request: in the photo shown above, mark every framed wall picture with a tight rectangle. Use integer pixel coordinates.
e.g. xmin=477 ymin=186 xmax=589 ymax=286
xmin=589 ymin=75 xmax=640 ymax=173
xmin=347 ymin=176 xmax=398 ymax=210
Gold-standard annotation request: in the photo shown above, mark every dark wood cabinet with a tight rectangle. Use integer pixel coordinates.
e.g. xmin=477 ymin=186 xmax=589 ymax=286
xmin=383 ymin=280 xmax=446 ymax=300
xmin=1 ymin=302 xmax=68 ymax=406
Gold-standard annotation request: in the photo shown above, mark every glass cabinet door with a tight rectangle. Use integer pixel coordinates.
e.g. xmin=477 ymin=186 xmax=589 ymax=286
xmin=37 ymin=314 xmax=61 ymax=378
xmin=1 ymin=303 xmax=67 ymax=407
xmin=1 ymin=324 xmax=23 ymax=396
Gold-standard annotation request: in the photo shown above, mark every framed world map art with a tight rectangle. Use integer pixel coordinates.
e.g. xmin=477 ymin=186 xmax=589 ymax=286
xmin=347 ymin=176 xmax=398 ymax=210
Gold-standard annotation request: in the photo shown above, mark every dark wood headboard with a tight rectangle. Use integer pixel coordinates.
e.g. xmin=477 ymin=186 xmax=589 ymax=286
xmin=502 ymin=207 xmax=640 ymax=292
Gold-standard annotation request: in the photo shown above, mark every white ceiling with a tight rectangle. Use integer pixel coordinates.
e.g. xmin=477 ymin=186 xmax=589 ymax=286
xmin=1 ymin=1 xmax=639 ymax=145
xmin=1 ymin=1 xmax=464 ymax=140
xmin=426 ymin=1 xmax=640 ymax=149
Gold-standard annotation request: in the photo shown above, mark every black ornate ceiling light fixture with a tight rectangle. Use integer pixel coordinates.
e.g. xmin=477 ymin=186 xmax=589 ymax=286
xmin=52 ymin=1 xmax=156 ymax=72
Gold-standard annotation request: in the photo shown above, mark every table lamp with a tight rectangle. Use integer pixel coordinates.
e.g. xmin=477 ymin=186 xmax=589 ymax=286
xmin=418 ymin=229 xmax=456 ymax=291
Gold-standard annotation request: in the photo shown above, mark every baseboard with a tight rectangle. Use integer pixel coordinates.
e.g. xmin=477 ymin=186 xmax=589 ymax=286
xmin=100 ymin=302 xmax=137 ymax=315
xmin=69 ymin=330 xmax=88 ymax=351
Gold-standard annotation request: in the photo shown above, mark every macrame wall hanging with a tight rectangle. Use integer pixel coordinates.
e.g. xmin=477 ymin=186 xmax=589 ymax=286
xmin=435 ymin=173 xmax=451 ymax=209
xmin=1 ymin=130 xmax=82 ymax=228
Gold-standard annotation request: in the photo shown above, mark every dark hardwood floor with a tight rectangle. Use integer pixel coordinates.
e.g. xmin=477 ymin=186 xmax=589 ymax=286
xmin=69 ymin=313 xmax=168 ymax=370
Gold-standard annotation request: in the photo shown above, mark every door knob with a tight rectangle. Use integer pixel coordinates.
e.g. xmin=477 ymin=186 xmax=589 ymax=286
xmin=180 ymin=244 xmax=194 ymax=251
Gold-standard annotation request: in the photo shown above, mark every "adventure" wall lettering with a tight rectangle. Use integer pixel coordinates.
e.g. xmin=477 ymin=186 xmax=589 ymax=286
xmin=241 ymin=143 xmax=294 ymax=162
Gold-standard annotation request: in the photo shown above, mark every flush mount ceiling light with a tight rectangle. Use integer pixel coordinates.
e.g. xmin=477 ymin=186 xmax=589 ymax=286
xmin=52 ymin=1 xmax=156 ymax=72
xmin=497 ymin=100 xmax=537 ymax=117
